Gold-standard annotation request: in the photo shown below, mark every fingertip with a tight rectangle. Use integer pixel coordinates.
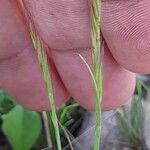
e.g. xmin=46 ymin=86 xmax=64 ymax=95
xmin=102 ymin=0 xmax=150 ymax=74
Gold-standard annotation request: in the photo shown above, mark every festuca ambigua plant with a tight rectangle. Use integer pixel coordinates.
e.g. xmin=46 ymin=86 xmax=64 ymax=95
xmin=23 ymin=0 xmax=102 ymax=149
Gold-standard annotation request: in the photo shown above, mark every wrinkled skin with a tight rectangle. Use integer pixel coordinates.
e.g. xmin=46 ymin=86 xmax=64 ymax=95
xmin=2 ymin=0 xmax=149 ymax=111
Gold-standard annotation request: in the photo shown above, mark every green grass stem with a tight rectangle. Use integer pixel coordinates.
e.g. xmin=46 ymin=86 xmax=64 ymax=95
xmin=89 ymin=0 xmax=102 ymax=149
xmin=30 ymin=27 xmax=62 ymax=150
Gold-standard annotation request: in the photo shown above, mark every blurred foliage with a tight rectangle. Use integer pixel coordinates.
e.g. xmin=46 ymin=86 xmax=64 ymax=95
xmin=116 ymin=80 xmax=149 ymax=150
xmin=0 ymin=91 xmax=80 ymax=150
xmin=0 ymin=91 xmax=15 ymax=115
xmin=1 ymin=79 xmax=150 ymax=150
xmin=0 ymin=90 xmax=42 ymax=150
xmin=47 ymin=101 xmax=80 ymax=149
xmin=2 ymin=106 xmax=42 ymax=150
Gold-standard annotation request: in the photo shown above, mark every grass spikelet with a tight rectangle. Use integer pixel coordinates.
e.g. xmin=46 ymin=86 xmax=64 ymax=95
xmin=89 ymin=0 xmax=102 ymax=149
xmin=30 ymin=26 xmax=62 ymax=150
xmin=80 ymin=0 xmax=102 ymax=149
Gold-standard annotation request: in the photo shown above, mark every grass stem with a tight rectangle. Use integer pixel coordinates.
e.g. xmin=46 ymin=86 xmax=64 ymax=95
xmin=89 ymin=0 xmax=102 ymax=149
xmin=30 ymin=27 xmax=62 ymax=150
xmin=42 ymin=112 xmax=53 ymax=149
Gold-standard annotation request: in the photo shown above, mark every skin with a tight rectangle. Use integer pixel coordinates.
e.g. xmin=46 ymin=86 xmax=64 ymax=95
xmin=2 ymin=0 xmax=149 ymax=111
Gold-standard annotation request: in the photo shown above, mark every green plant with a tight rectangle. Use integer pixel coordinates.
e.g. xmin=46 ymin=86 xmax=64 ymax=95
xmin=0 ymin=90 xmax=79 ymax=150
xmin=46 ymin=102 xmax=79 ymax=149
xmin=2 ymin=106 xmax=42 ymax=150
xmin=25 ymin=0 xmax=102 ymax=148
xmin=0 ymin=91 xmax=42 ymax=150
xmin=116 ymin=80 xmax=149 ymax=150
xmin=30 ymin=28 xmax=63 ymax=150
xmin=0 ymin=90 xmax=15 ymax=114
xmin=85 ymin=0 xmax=102 ymax=149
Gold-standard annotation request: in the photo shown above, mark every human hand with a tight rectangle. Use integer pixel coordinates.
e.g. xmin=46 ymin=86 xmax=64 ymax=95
xmin=1 ymin=0 xmax=144 ymax=111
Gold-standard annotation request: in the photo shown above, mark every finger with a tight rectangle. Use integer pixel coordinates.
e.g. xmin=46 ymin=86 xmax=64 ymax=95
xmin=102 ymin=44 xmax=136 ymax=111
xmin=22 ymin=0 xmax=91 ymax=50
xmin=51 ymin=44 xmax=136 ymax=111
xmin=23 ymin=0 xmax=136 ymax=110
xmin=102 ymin=0 xmax=150 ymax=74
xmin=22 ymin=0 xmax=94 ymax=109
xmin=0 ymin=0 xmax=30 ymax=60
xmin=0 ymin=0 xmax=69 ymax=111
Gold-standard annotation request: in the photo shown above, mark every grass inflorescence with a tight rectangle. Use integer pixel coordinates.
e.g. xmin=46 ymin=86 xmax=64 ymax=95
xmin=26 ymin=0 xmax=102 ymax=149
xmin=89 ymin=0 xmax=102 ymax=149
xmin=30 ymin=27 xmax=62 ymax=150
xmin=80 ymin=0 xmax=102 ymax=149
